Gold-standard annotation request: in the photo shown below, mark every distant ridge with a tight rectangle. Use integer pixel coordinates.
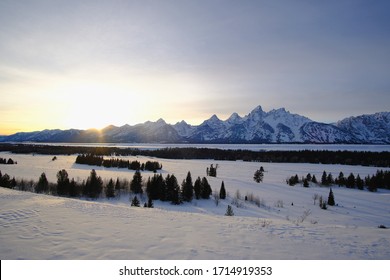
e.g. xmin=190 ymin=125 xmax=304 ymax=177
xmin=1 ymin=106 xmax=389 ymax=144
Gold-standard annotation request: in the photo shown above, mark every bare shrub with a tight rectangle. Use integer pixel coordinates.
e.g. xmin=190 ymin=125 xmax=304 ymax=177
xmin=274 ymin=200 xmax=284 ymax=208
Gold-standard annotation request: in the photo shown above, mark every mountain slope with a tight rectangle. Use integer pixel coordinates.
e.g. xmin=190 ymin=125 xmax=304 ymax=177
xmin=1 ymin=106 xmax=389 ymax=144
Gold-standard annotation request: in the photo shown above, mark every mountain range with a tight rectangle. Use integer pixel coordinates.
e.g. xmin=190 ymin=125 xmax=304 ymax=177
xmin=1 ymin=106 xmax=389 ymax=144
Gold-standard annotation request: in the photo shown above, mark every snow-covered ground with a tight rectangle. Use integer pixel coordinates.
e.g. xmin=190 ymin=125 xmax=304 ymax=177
xmin=1 ymin=151 xmax=390 ymax=259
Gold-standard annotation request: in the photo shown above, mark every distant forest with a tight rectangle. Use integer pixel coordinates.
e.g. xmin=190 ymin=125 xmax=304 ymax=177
xmin=0 ymin=143 xmax=389 ymax=167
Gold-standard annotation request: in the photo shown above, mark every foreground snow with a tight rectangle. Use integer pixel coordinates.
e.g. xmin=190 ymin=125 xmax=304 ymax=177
xmin=0 ymin=152 xmax=390 ymax=259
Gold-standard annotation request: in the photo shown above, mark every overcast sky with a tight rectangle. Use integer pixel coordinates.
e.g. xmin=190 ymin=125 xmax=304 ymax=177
xmin=1 ymin=0 xmax=389 ymax=134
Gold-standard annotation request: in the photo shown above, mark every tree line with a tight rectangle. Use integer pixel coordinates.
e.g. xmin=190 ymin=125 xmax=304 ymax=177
xmin=1 ymin=143 xmax=389 ymax=167
xmin=75 ymin=154 xmax=162 ymax=172
xmin=0 ymin=157 xmax=16 ymax=164
xmin=287 ymin=170 xmax=390 ymax=192
xmin=0 ymin=168 xmax=229 ymax=206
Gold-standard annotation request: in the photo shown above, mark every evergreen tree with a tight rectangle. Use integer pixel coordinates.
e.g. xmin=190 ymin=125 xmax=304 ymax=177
xmin=130 ymin=170 xmax=143 ymax=194
xmin=115 ymin=178 xmax=121 ymax=191
xmin=200 ymin=177 xmax=212 ymax=199
xmin=303 ymin=178 xmax=309 ymax=188
xmin=181 ymin=171 xmax=194 ymax=202
xmin=253 ymin=168 xmax=264 ymax=183
xmin=166 ymin=174 xmax=181 ymax=204
xmin=105 ymin=178 xmax=115 ymax=198
xmin=321 ymin=171 xmax=328 ymax=185
xmin=194 ymin=177 xmax=202 ymax=200
xmin=147 ymin=197 xmax=154 ymax=208
xmin=356 ymin=174 xmax=364 ymax=190
xmin=346 ymin=173 xmax=356 ymax=188
xmin=337 ymin=172 xmax=345 ymax=186
xmin=84 ymin=169 xmax=103 ymax=199
xmin=327 ymin=188 xmax=335 ymax=206
xmin=36 ymin=172 xmax=49 ymax=193
xmin=311 ymin=174 xmax=318 ymax=184
xmin=327 ymin=173 xmax=333 ymax=185
xmin=0 ymin=173 xmax=11 ymax=188
xmin=56 ymin=169 xmax=70 ymax=196
xmin=131 ymin=195 xmax=140 ymax=207
xmin=10 ymin=177 xmax=16 ymax=188
xmin=208 ymin=164 xmax=217 ymax=177
xmin=225 ymin=205 xmax=234 ymax=216
xmin=69 ymin=178 xmax=80 ymax=197
xmin=219 ymin=181 xmax=226 ymax=199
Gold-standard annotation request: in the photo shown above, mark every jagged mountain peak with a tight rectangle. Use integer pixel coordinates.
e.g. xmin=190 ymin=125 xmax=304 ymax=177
xmin=227 ymin=112 xmax=242 ymax=123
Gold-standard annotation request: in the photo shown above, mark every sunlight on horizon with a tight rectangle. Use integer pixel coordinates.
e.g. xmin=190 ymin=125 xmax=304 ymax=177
xmin=0 ymin=70 xmax=210 ymax=135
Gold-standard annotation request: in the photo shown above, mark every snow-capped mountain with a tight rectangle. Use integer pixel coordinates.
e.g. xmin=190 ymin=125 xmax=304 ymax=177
xmin=335 ymin=112 xmax=390 ymax=144
xmin=1 ymin=106 xmax=389 ymax=144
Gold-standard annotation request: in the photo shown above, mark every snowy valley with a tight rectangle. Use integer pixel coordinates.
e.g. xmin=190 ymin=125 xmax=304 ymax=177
xmin=1 ymin=151 xmax=390 ymax=259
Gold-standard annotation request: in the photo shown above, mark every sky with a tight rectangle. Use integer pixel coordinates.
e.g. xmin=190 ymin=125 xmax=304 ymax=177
xmin=1 ymin=0 xmax=390 ymax=135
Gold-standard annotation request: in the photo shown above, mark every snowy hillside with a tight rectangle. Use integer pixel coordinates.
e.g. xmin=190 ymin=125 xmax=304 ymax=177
xmin=1 ymin=152 xmax=390 ymax=259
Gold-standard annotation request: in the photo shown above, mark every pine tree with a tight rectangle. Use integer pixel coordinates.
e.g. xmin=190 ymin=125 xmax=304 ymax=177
xmin=327 ymin=188 xmax=335 ymax=206
xmin=194 ymin=177 xmax=201 ymax=199
xmin=131 ymin=195 xmax=140 ymax=207
xmin=311 ymin=175 xmax=318 ymax=184
xmin=166 ymin=174 xmax=181 ymax=204
xmin=225 ymin=205 xmax=234 ymax=216
xmin=346 ymin=173 xmax=356 ymax=188
xmin=337 ymin=172 xmax=345 ymax=186
xmin=321 ymin=171 xmax=328 ymax=185
xmin=56 ymin=169 xmax=70 ymax=196
xmin=356 ymin=174 xmax=364 ymax=190
xmin=130 ymin=170 xmax=143 ymax=194
xmin=147 ymin=197 xmax=154 ymax=208
xmin=253 ymin=168 xmax=264 ymax=183
xmin=219 ymin=181 xmax=226 ymax=199
xmin=105 ymin=178 xmax=115 ymax=198
xmin=69 ymin=178 xmax=80 ymax=197
xmin=36 ymin=172 xmax=49 ymax=193
xmin=84 ymin=169 xmax=103 ymax=199
xmin=303 ymin=178 xmax=309 ymax=188
xmin=181 ymin=171 xmax=194 ymax=202
xmin=200 ymin=177 xmax=212 ymax=199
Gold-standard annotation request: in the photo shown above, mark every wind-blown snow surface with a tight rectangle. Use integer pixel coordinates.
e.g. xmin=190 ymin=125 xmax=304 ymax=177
xmin=1 ymin=152 xmax=390 ymax=259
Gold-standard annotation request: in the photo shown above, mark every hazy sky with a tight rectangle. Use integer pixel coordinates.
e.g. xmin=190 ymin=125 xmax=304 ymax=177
xmin=1 ymin=0 xmax=389 ymax=134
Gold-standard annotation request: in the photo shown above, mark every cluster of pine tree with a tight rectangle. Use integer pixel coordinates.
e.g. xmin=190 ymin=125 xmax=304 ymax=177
xmin=146 ymin=171 xmax=212 ymax=205
xmin=206 ymin=164 xmax=218 ymax=177
xmin=0 ymin=157 xmax=16 ymax=165
xmin=75 ymin=154 xmax=162 ymax=171
xmin=0 ymin=170 xmax=17 ymax=189
xmin=287 ymin=173 xmax=318 ymax=187
xmin=287 ymin=170 xmax=390 ymax=192
xmin=336 ymin=170 xmax=390 ymax=192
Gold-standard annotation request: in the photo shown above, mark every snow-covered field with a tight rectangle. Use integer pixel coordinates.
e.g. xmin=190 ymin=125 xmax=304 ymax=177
xmin=1 ymin=151 xmax=390 ymax=259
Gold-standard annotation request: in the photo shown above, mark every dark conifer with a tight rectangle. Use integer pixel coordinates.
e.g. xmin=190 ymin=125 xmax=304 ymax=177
xmin=130 ymin=170 xmax=143 ymax=194
xmin=219 ymin=181 xmax=226 ymax=199
xmin=200 ymin=177 xmax=212 ymax=199
xmin=327 ymin=188 xmax=335 ymax=206
xmin=321 ymin=171 xmax=328 ymax=185
xmin=181 ymin=171 xmax=194 ymax=202
xmin=225 ymin=205 xmax=234 ymax=216
xmin=253 ymin=168 xmax=264 ymax=183
xmin=106 ymin=178 xmax=115 ymax=198
xmin=84 ymin=169 xmax=103 ymax=199
xmin=56 ymin=169 xmax=70 ymax=196
xmin=194 ymin=177 xmax=201 ymax=199
xmin=36 ymin=172 xmax=49 ymax=193
xmin=131 ymin=195 xmax=140 ymax=207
